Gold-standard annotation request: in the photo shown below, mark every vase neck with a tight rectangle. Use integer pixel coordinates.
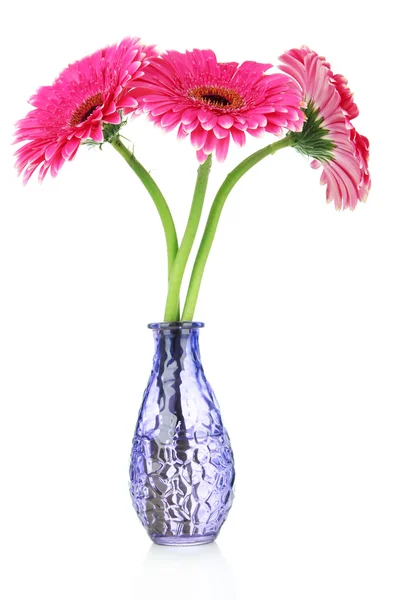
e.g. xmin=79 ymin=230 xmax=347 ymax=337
xmin=139 ymin=321 xmax=220 ymax=441
xmin=149 ymin=322 xmax=204 ymax=365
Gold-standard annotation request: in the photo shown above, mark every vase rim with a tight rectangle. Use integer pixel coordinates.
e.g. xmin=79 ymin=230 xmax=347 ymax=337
xmin=148 ymin=321 xmax=205 ymax=331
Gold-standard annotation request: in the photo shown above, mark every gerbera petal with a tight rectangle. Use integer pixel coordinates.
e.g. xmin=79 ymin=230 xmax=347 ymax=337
xmin=231 ymin=128 xmax=246 ymax=147
xmin=264 ymin=123 xmax=282 ymax=135
xmin=161 ymin=111 xmax=182 ymax=128
xmin=201 ymin=116 xmax=218 ymax=131
xmin=44 ymin=143 xmax=59 ymax=161
xmin=213 ymin=124 xmax=230 ymax=139
xmin=103 ymin=111 xmax=121 ymax=125
xmin=177 ymin=123 xmax=188 ymax=140
xmin=117 ymin=96 xmax=138 ymax=109
xmin=103 ymin=101 xmax=117 ymax=116
xmin=182 ymin=108 xmax=199 ymax=124
xmin=204 ymin=131 xmax=218 ymax=154
xmin=218 ymin=115 xmax=235 ymax=129
xmin=215 ymin=136 xmax=230 ymax=162
xmin=198 ymin=111 xmax=216 ymax=125
xmin=182 ymin=119 xmax=199 ymax=134
xmin=89 ymin=123 xmax=103 ymax=142
xmin=196 ymin=149 xmax=209 ymax=163
xmin=190 ymin=126 xmax=208 ymax=151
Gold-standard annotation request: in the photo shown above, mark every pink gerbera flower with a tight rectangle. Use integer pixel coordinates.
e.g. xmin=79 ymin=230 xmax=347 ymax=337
xmin=279 ymin=46 xmax=370 ymax=210
xmin=138 ymin=49 xmax=305 ymax=162
xmin=14 ymin=37 xmax=157 ymax=183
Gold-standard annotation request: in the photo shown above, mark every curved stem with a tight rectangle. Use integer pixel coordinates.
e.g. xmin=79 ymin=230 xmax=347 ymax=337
xmin=182 ymin=136 xmax=292 ymax=320
xmin=110 ymin=137 xmax=178 ymax=280
xmin=164 ymin=155 xmax=212 ymax=322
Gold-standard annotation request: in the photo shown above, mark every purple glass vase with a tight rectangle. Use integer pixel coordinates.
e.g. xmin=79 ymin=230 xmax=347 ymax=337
xmin=129 ymin=321 xmax=235 ymax=546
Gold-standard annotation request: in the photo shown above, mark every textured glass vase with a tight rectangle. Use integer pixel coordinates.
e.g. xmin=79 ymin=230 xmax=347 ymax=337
xmin=129 ymin=321 xmax=235 ymax=546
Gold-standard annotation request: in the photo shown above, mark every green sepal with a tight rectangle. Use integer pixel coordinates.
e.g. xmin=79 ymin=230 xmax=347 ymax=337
xmin=287 ymin=102 xmax=335 ymax=163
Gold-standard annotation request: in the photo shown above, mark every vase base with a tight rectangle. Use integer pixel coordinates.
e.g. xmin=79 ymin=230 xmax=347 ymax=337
xmin=151 ymin=534 xmax=217 ymax=547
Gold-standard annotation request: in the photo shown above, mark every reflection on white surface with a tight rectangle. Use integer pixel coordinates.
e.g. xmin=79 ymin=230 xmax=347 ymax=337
xmin=133 ymin=542 xmax=237 ymax=599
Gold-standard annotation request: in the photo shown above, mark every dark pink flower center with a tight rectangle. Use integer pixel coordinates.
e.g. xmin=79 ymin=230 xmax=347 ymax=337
xmin=70 ymin=92 xmax=104 ymax=127
xmin=189 ymin=85 xmax=244 ymax=110
xmin=201 ymin=93 xmax=231 ymax=106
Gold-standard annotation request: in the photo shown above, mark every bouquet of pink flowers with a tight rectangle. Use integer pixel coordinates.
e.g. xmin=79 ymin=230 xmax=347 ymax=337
xmin=14 ymin=37 xmax=370 ymax=323
xmin=14 ymin=37 xmax=370 ymax=545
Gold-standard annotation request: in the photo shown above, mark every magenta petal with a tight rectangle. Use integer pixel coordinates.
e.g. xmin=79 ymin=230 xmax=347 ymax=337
xmin=61 ymin=137 xmax=81 ymax=160
xmin=182 ymin=119 xmax=198 ymax=134
xmin=103 ymin=111 xmax=121 ymax=125
xmin=231 ymin=128 xmax=246 ymax=147
xmin=117 ymin=96 xmax=138 ymax=109
xmin=218 ymin=115 xmax=234 ymax=129
xmin=61 ymin=144 xmax=71 ymax=160
xmin=149 ymin=103 xmax=179 ymax=117
xmin=103 ymin=101 xmax=117 ymax=116
xmin=264 ymin=123 xmax=282 ymax=135
xmin=90 ymin=123 xmax=104 ymax=142
xmin=204 ymin=131 xmax=217 ymax=153
xmin=182 ymin=108 xmax=199 ymax=124
xmin=246 ymin=127 xmax=265 ymax=138
xmin=213 ymin=124 xmax=230 ymax=139
xmin=190 ymin=126 xmax=207 ymax=150
xmin=201 ymin=116 xmax=218 ymax=131
xmin=66 ymin=137 xmax=81 ymax=155
xmin=50 ymin=152 xmax=65 ymax=177
xmin=233 ymin=121 xmax=247 ymax=131
xmin=44 ymin=143 xmax=59 ymax=161
xmin=161 ymin=111 xmax=181 ymax=128
xmin=196 ymin=149 xmax=209 ymax=163
xmin=215 ymin=136 xmax=230 ymax=161
xmin=22 ymin=164 xmax=40 ymax=185
xmin=177 ymin=123 xmax=188 ymax=140
xmin=163 ymin=118 xmax=181 ymax=132
xmin=198 ymin=110 xmax=213 ymax=124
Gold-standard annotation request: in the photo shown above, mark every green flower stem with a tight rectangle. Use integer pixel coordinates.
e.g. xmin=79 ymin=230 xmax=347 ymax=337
xmin=164 ymin=155 xmax=212 ymax=322
xmin=182 ymin=136 xmax=292 ymax=321
xmin=110 ymin=137 xmax=178 ymax=280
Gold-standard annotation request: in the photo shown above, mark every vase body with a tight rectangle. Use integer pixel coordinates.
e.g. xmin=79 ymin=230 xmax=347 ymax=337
xmin=129 ymin=322 xmax=235 ymax=546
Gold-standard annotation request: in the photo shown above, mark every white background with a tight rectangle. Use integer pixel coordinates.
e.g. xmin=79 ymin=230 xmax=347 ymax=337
xmin=0 ymin=1 xmax=399 ymax=598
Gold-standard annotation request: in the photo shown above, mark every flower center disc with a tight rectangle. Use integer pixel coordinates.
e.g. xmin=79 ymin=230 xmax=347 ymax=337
xmin=201 ymin=93 xmax=231 ymax=106
xmin=70 ymin=92 xmax=104 ymax=127
xmin=189 ymin=86 xmax=244 ymax=110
